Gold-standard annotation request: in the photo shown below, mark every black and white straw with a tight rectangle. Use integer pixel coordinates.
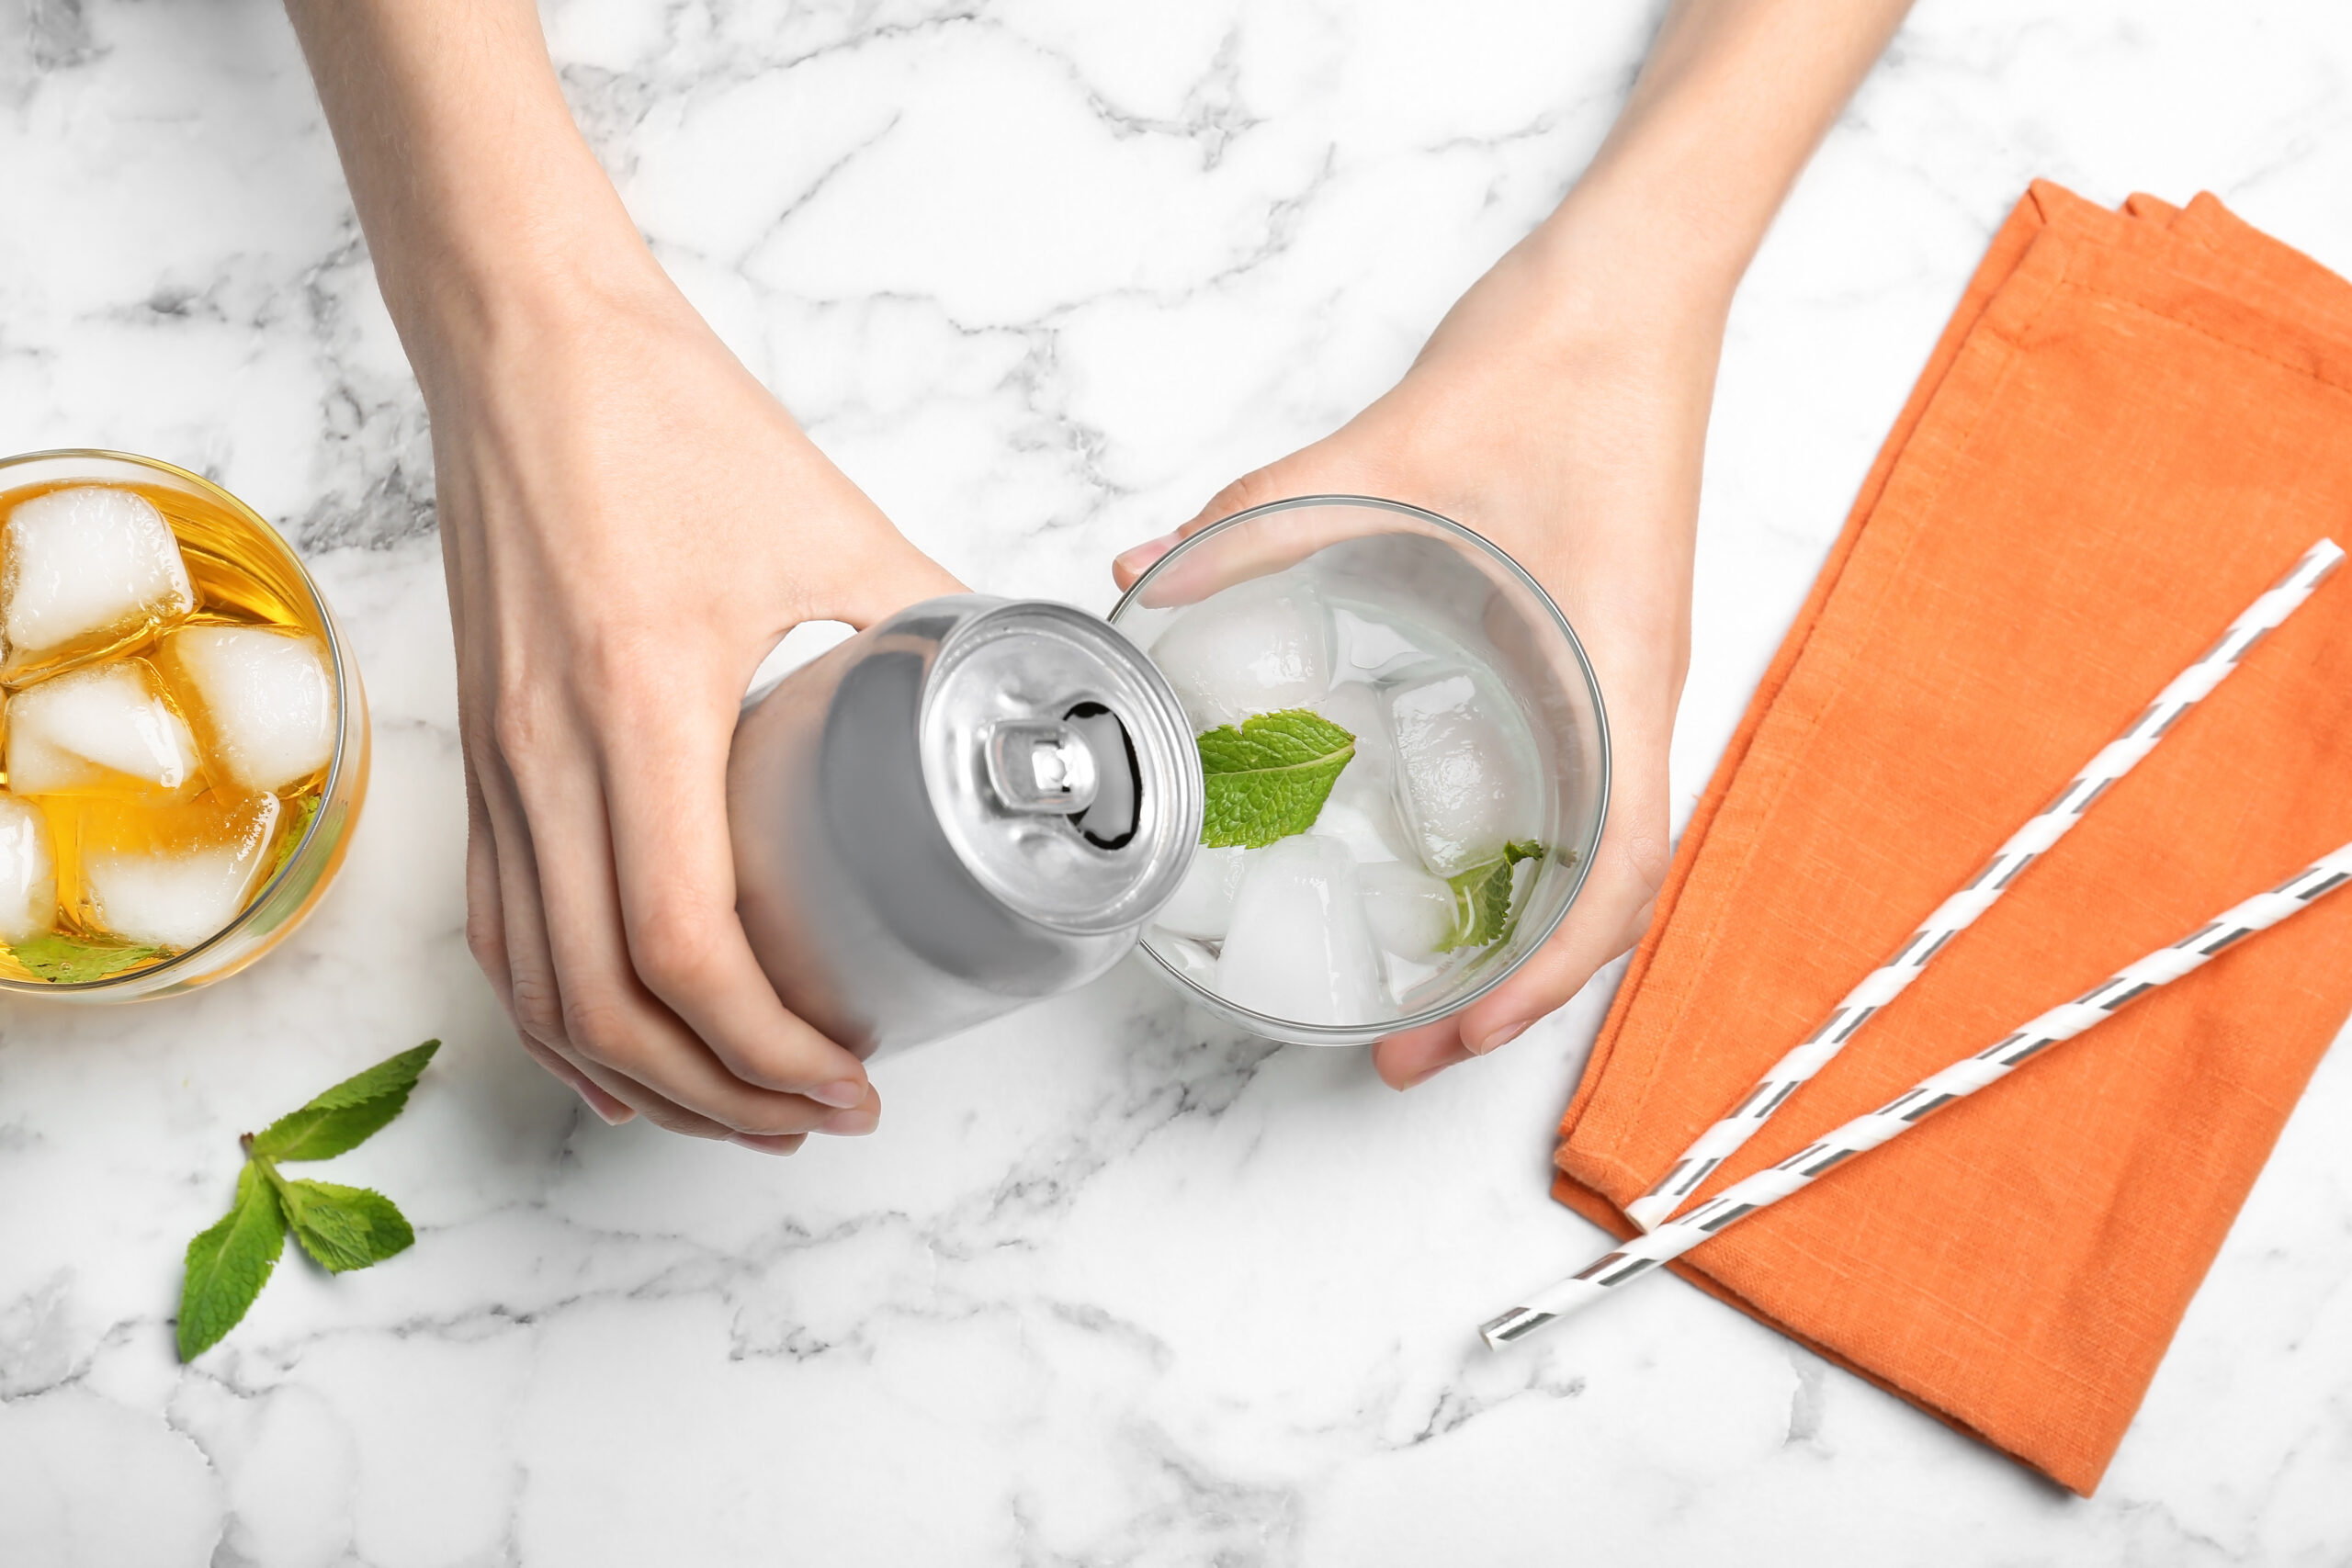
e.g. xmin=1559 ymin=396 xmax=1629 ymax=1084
xmin=1623 ymin=538 xmax=2345 ymax=1233
xmin=1483 ymin=842 xmax=2352 ymax=1348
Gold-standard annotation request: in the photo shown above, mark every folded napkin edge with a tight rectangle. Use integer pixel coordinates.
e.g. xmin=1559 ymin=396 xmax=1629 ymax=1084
xmin=1546 ymin=1168 xmax=2110 ymax=1496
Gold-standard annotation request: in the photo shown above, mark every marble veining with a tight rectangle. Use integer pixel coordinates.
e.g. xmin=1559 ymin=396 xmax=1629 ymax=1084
xmin=4 ymin=1 xmax=2352 ymax=1562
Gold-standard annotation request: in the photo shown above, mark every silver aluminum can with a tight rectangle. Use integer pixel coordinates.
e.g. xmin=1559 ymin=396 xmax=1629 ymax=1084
xmin=729 ymin=595 xmax=1202 ymax=1058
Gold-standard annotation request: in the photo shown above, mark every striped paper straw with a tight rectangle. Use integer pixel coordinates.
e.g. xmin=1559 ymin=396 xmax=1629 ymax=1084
xmin=1483 ymin=843 xmax=2352 ymax=1348
xmin=1623 ymin=538 xmax=2345 ymax=1233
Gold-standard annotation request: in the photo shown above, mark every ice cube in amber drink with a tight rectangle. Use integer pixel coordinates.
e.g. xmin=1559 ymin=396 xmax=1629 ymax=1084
xmin=48 ymin=791 xmax=282 ymax=950
xmin=154 ymin=625 xmax=334 ymax=794
xmin=0 ymin=792 xmax=58 ymax=944
xmin=0 ymin=486 xmax=195 ymax=683
xmin=4 ymin=658 xmax=204 ymax=802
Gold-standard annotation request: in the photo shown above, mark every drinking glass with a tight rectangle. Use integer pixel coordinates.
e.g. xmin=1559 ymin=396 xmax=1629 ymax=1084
xmin=0 ymin=449 xmax=368 ymax=999
xmin=1109 ymin=495 xmax=1610 ymax=1045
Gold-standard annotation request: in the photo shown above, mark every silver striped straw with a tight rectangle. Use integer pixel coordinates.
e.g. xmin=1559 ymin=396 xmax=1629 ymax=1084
xmin=1484 ymin=843 xmax=2352 ymax=1348
xmin=1623 ymin=538 xmax=2345 ymax=1233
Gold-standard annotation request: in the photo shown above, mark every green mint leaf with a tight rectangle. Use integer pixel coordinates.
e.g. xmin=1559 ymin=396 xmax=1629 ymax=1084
xmin=6 ymin=931 xmax=170 ymax=984
xmin=277 ymin=1178 xmax=416 ymax=1274
xmin=266 ymin=793 xmax=322 ymax=882
xmin=176 ymin=1163 xmax=285 ymax=1361
xmin=251 ymin=1040 xmax=441 ymax=1162
xmin=1439 ymin=840 xmax=1546 ymax=952
xmin=1197 ymin=708 xmax=1356 ymax=848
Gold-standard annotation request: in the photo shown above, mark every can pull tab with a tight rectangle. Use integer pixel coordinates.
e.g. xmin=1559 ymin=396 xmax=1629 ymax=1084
xmin=982 ymin=719 xmax=1101 ymax=815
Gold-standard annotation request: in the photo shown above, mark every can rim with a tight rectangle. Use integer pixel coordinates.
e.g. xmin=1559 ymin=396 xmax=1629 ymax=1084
xmin=920 ymin=597 xmax=1204 ymax=938
xmin=1107 ymin=492 xmax=1613 ymax=1045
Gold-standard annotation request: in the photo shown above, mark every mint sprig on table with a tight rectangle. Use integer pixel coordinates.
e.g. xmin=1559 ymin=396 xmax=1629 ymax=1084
xmin=1197 ymin=708 xmax=1357 ymax=847
xmin=1440 ymin=839 xmax=1547 ymax=952
xmin=176 ymin=1040 xmax=438 ymax=1361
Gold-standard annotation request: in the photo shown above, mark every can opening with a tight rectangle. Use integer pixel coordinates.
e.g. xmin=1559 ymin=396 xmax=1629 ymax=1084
xmin=983 ymin=718 xmax=1102 ymax=814
xmin=1064 ymin=702 xmax=1140 ymax=850
xmin=916 ymin=599 xmax=1202 ymax=937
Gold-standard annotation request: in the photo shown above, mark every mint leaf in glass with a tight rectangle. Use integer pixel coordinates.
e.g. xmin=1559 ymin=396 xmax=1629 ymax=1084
xmin=266 ymin=793 xmax=322 ymax=882
xmin=6 ymin=931 xmax=170 ymax=984
xmin=176 ymin=1164 xmax=285 ymax=1361
xmin=1197 ymin=708 xmax=1356 ymax=848
xmin=1439 ymin=840 xmax=1545 ymax=952
xmin=250 ymin=1039 xmax=440 ymax=1162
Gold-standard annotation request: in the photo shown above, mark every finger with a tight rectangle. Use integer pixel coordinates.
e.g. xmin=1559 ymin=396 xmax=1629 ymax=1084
xmin=1114 ymin=461 xmax=1434 ymax=608
xmin=517 ymin=1020 xmax=787 ymax=1145
xmin=477 ymin=740 xmax=605 ymax=1094
xmin=478 ymin=724 xmax=767 ymax=1136
xmin=791 ymin=479 xmax=968 ymax=629
xmin=826 ymin=550 xmax=967 ymax=628
xmin=465 ymin=747 xmax=639 ymax=1125
xmin=512 ymin=1032 xmax=637 ymax=1125
xmin=1374 ymin=789 xmax=1669 ymax=1089
xmin=600 ymin=697 xmax=876 ymax=1105
xmin=1371 ymin=1017 xmax=1474 ymax=1090
xmin=727 ymin=1132 xmax=809 ymax=1156
xmin=492 ymin=818 xmax=704 ymax=1134
xmin=505 ymin=730 xmax=878 ymax=1137
xmin=1113 ymin=468 xmax=1299 ymax=589
xmin=1450 ymin=837 xmax=1663 ymax=1055
xmin=459 ymin=745 xmax=515 ymax=1010
xmin=563 ymin=1048 xmax=779 ymax=1144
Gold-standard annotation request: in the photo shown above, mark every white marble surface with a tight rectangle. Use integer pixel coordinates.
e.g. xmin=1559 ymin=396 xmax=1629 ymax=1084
xmin=5 ymin=1 xmax=2352 ymax=1562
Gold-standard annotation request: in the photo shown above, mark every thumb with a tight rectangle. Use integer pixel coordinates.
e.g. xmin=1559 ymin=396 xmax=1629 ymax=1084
xmin=1113 ymin=468 xmax=1276 ymax=590
xmin=1113 ymin=445 xmax=1414 ymax=596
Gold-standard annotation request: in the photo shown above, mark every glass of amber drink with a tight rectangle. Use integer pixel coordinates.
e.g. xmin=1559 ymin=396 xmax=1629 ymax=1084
xmin=0 ymin=449 xmax=368 ymax=998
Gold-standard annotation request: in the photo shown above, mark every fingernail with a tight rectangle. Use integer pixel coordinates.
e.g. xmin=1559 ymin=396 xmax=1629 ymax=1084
xmin=728 ymin=1133 xmax=803 ymax=1156
xmin=578 ymin=1089 xmax=634 ymax=1125
xmin=1471 ymin=1021 xmax=1531 ymax=1056
xmin=1400 ymin=1059 xmax=1458 ymax=1089
xmin=808 ymin=1079 xmax=867 ymax=1110
xmin=821 ymin=1105 xmax=878 ymax=1135
xmin=1114 ymin=534 xmax=1179 ymax=576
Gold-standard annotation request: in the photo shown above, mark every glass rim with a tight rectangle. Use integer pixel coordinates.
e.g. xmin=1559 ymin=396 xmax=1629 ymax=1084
xmin=0 ymin=447 xmax=356 ymax=994
xmin=1107 ymin=492 xmax=1613 ymax=1043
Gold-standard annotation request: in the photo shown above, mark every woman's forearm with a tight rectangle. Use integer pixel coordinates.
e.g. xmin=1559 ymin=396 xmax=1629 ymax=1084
xmin=281 ymin=0 xmax=658 ymax=387
xmin=1526 ymin=0 xmax=1915 ymax=333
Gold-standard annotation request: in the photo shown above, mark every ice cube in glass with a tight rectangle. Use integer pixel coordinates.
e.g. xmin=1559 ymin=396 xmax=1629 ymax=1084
xmin=1 ymin=486 xmax=196 ymax=682
xmin=1154 ymin=843 xmax=1255 ymax=941
xmin=1314 ymin=681 xmax=1396 ymax=778
xmin=1147 ymin=572 xmax=1332 ymax=730
xmin=5 ymin=658 xmax=203 ymax=801
xmin=0 ymin=792 xmax=58 ymax=942
xmin=154 ymin=625 xmax=335 ymax=793
xmin=54 ymin=791 xmax=282 ymax=950
xmin=1306 ymin=682 xmax=1411 ymax=863
xmin=1358 ymin=860 xmax=1456 ymax=962
xmin=1329 ymin=604 xmax=1426 ymax=682
xmin=1215 ymin=836 xmax=1386 ymax=1026
xmin=1381 ymin=664 xmax=1541 ymax=876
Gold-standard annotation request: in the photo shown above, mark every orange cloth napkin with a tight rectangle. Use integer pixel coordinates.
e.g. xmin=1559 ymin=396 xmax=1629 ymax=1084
xmin=1553 ymin=182 xmax=2352 ymax=1496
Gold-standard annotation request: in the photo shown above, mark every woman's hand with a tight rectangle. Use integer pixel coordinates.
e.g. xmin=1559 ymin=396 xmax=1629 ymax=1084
xmin=1114 ymin=228 xmax=1718 ymax=1089
xmin=284 ymin=0 xmax=961 ymax=1148
xmin=1113 ymin=0 xmax=1912 ymax=1088
xmin=428 ymin=261 xmax=963 ymax=1148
